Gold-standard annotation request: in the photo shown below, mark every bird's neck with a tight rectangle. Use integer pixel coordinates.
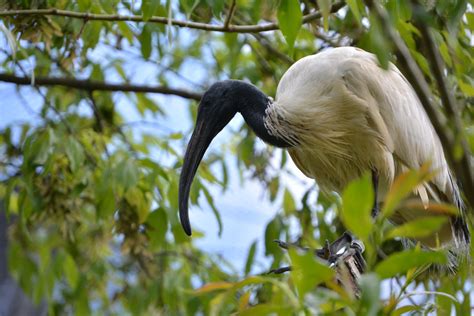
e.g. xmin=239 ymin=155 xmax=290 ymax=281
xmin=231 ymin=81 xmax=291 ymax=148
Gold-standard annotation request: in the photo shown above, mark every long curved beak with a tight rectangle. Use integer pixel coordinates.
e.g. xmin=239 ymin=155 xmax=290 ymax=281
xmin=178 ymin=119 xmax=215 ymax=236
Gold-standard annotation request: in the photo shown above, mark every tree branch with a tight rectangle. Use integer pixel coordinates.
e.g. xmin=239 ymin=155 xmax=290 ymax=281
xmin=223 ymin=0 xmax=237 ymax=30
xmin=364 ymin=0 xmax=474 ymax=207
xmin=0 ymin=2 xmax=346 ymax=33
xmin=0 ymin=73 xmax=203 ymax=101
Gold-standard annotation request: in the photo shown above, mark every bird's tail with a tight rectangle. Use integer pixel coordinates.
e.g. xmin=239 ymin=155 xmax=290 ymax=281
xmin=392 ymin=171 xmax=470 ymax=273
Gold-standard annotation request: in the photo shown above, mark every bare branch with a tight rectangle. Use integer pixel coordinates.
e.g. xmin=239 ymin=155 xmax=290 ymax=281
xmin=0 ymin=73 xmax=203 ymax=101
xmin=0 ymin=2 xmax=346 ymax=33
xmin=364 ymin=0 xmax=474 ymax=207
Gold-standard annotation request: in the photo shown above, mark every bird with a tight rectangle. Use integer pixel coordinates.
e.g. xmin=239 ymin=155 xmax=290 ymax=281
xmin=178 ymin=46 xmax=470 ymax=269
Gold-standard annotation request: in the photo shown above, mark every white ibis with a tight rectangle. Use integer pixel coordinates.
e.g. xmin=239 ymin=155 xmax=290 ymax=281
xmin=178 ymin=47 xmax=469 ymax=263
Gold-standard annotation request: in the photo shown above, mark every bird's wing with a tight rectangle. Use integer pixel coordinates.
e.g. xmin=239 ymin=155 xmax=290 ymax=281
xmin=338 ymin=54 xmax=454 ymax=204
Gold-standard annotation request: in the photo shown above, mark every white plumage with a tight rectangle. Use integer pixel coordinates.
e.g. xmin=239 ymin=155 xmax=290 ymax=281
xmin=265 ymin=47 xmax=467 ymax=251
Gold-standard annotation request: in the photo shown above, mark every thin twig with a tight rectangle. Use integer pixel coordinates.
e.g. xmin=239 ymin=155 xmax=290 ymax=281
xmin=0 ymin=73 xmax=203 ymax=101
xmin=0 ymin=3 xmax=346 ymax=33
xmin=223 ymin=0 xmax=237 ymax=30
xmin=312 ymin=29 xmax=341 ymax=47
xmin=252 ymin=33 xmax=295 ymax=65
xmin=88 ymin=91 xmax=106 ymax=133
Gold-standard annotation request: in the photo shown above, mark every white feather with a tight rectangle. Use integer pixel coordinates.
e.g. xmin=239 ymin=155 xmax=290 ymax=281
xmin=265 ymin=47 xmax=469 ymax=258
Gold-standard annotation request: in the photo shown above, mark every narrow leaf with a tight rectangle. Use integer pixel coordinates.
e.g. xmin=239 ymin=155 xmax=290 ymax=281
xmin=65 ymin=138 xmax=85 ymax=172
xmin=375 ymin=250 xmax=447 ymax=279
xmin=195 ymin=282 xmax=233 ymax=294
xmin=358 ymin=273 xmax=381 ymax=316
xmin=277 ymin=0 xmax=302 ymax=53
xmin=347 ymin=0 xmax=362 ymax=22
xmin=289 ymin=248 xmax=335 ymax=300
xmin=317 ymin=0 xmax=332 ymax=31
xmin=141 ymin=0 xmax=160 ymax=21
xmin=283 ymin=188 xmax=296 ymax=215
xmin=340 ymin=173 xmax=374 ymax=240
xmin=64 ymin=254 xmax=79 ymax=289
xmin=386 ymin=216 xmax=448 ymax=240
xmin=382 ymin=165 xmax=434 ymax=218
xmin=244 ymin=240 xmax=257 ymax=275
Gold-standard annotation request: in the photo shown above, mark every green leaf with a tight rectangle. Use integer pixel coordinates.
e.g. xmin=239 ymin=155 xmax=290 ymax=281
xmin=96 ymin=182 xmax=115 ymax=219
xmin=459 ymin=76 xmax=474 ymax=96
xmin=195 ymin=281 xmax=233 ymax=294
xmin=206 ymin=0 xmax=226 ymax=17
xmin=116 ymin=158 xmax=139 ymax=191
xmin=23 ymin=129 xmax=54 ymax=165
xmin=141 ymin=0 xmax=160 ymax=21
xmin=65 ymin=138 xmax=85 ymax=172
xmin=375 ymin=249 xmax=447 ymax=279
xmin=368 ymin=15 xmax=390 ymax=69
xmin=201 ymin=185 xmax=223 ymax=237
xmin=277 ymin=0 xmax=302 ymax=53
xmin=117 ymin=22 xmax=134 ymax=44
xmin=288 ymin=248 xmax=334 ymax=300
xmin=340 ymin=173 xmax=374 ymax=240
xmin=382 ymin=166 xmax=433 ymax=218
xmin=125 ymin=187 xmax=151 ymax=223
xmin=264 ymin=216 xmax=281 ymax=256
xmin=139 ymin=25 xmax=152 ymax=59
xmin=244 ymin=240 xmax=257 ymax=275
xmin=64 ymin=254 xmax=79 ymax=290
xmin=346 ymin=0 xmax=362 ymax=23
xmin=358 ymin=273 xmax=381 ymax=316
xmin=317 ymin=0 xmax=332 ymax=31
xmin=83 ymin=22 xmax=102 ymax=50
xmin=239 ymin=136 xmax=254 ymax=167
xmin=181 ymin=0 xmax=201 ymax=16
xmin=147 ymin=208 xmax=168 ymax=247
xmin=239 ymin=304 xmax=293 ymax=316
xmin=268 ymin=176 xmax=279 ymax=201
xmin=392 ymin=305 xmax=420 ymax=316
xmin=137 ymin=94 xmax=162 ymax=116
xmin=283 ymin=188 xmax=295 ymax=215
xmin=386 ymin=216 xmax=448 ymax=240
xmin=78 ymin=0 xmax=91 ymax=11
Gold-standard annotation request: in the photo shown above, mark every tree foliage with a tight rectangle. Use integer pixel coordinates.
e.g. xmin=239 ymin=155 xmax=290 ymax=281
xmin=0 ymin=0 xmax=473 ymax=314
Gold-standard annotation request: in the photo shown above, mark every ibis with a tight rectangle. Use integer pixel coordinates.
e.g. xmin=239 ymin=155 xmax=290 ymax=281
xmin=178 ymin=47 xmax=470 ymax=266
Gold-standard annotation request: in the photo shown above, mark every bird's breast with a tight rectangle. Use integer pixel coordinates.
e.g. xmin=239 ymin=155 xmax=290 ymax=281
xmin=268 ymin=83 xmax=394 ymax=195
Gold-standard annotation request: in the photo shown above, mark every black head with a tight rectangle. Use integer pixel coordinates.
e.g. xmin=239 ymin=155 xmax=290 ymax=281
xmin=178 ymin=80 xmax=242 ymax=236
xmin=178 ymin=80 xmax=291 ymax=236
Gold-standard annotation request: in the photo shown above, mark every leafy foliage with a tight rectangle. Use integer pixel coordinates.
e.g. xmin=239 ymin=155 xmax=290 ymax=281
xmin=0 ymin=0 xmax=472 ymax=315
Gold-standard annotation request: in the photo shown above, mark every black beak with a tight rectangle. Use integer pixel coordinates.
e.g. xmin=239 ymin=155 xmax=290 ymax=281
xmin=178 ymin=118 xmax=217 ymax=236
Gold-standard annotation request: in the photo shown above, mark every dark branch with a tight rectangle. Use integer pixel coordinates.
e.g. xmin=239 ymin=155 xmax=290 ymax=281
xmin=0 ymin=73 xmax=203 ymax=101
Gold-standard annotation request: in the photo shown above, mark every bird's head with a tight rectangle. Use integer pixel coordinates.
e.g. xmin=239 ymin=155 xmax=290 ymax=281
xmin=178 ymin=80 xmax=290 ymax=236
xmin=178 ymin=80 xmax=242 ymax=236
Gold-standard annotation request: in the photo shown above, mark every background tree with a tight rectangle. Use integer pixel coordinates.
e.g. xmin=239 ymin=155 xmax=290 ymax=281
xmin=0 ymin=0 xmax=473 ymax=314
